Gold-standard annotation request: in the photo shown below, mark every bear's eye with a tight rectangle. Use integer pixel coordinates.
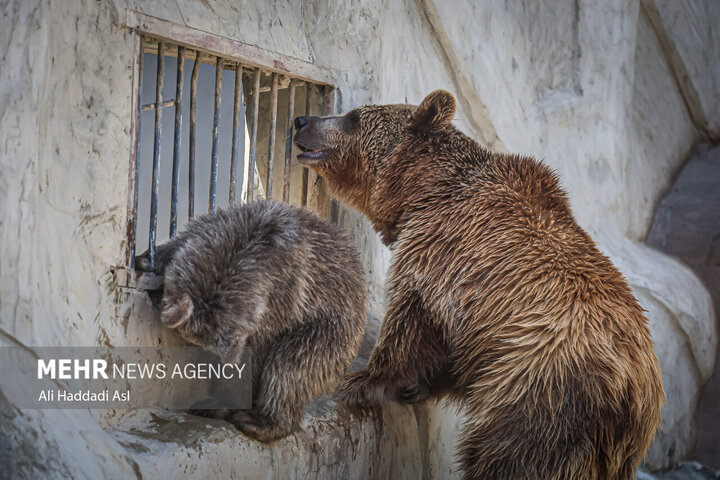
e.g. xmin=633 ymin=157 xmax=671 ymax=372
xmin=342 ymin=109 xmax=361 ymax=132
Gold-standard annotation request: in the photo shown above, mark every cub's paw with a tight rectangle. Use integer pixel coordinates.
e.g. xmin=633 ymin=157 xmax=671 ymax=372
xmin=228 ymin=411 xmax=288 ymax=443
xmin=134 ymin=251 xmax=155 ymax=272
xmin=334 ymin=371 xmax=383 ymax=408
xmin=393 ymin=383 xmax=430 ymax=404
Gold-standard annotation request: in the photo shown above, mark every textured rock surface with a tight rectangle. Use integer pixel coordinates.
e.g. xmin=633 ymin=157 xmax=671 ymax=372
xmin=650 ymin=0 xmax=720 ymax=140
xmin=647 ymin=144 xmax=720 ymax=469
xmin=0 ymin=0 xmax=717 ymax=477
xmin=109 ymin=405 xmax=424 ymax=480
xmin=639 ymin=462 xmax=720 ymax=480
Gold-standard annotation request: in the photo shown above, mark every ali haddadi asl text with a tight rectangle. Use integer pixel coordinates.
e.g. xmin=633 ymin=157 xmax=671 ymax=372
xmin=37 ymin=389 xmax=129 ymax=402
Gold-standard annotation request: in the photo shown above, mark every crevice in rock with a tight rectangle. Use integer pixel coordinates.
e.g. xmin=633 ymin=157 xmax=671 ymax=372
xmin=639 ymin=0 xmax=717 ymax=143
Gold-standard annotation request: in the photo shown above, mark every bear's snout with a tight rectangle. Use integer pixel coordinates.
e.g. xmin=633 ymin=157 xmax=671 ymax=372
xmin=293 ymin=115 xmax=335 ymax=164
xmin=294 ymin=116 xmax=308 ymax=130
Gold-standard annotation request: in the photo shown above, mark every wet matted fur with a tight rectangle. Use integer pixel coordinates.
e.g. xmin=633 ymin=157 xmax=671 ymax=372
xmin=293 ymin=90 xmax=664 ymax=479
xmin=137 ymin=201 xmax=367 ymax=442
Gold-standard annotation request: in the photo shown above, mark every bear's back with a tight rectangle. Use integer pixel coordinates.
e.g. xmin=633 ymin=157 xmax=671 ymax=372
xmin=165 ymin=201 xmax=365 ymax=329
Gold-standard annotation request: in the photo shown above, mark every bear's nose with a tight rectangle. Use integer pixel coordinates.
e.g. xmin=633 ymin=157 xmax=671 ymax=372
xmin=294 ymin=116 xmax=308 ymax=130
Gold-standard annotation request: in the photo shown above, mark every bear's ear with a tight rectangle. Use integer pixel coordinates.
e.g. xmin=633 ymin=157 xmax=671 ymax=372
xmin=161 ymin=293 xmax=193 ymax=329
xmin=408 ymin=90 xmax=457 ymax=133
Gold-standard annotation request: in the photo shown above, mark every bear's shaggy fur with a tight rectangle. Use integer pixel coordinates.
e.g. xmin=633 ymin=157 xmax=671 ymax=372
xmin=136 ymin=201 xmax=367 ymax=442
xmin=294 ymin=91 xmax=664 ymax=479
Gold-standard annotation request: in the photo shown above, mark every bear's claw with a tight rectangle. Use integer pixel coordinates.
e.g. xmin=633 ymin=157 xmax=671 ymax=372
xmin=395 ymin=383 xmax=430 ymax=404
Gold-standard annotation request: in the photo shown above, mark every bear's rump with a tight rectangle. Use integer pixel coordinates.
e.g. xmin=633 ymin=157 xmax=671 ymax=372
xmin=457 ymin=355 xmax=651 ymax=480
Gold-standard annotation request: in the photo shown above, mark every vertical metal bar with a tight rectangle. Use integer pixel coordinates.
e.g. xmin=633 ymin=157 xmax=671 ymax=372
xmin=148 ymin=41 xmax=165 ymax=269
xmin=324 ymin=85 xmax=339 ymax=222
xmin=129 ymin=40 xmax=144 ymax=269
xmin=301 ymin=84 xmax=313 ymax=207
xmin=283 ymin=80 xmax=296 ymax=203
xmin=188 ymin=52 xmax=200 ymax=219
xmin=209 ymin=56 xmax=222 ymax=212
xmin=266 ymin=73 xmax=279 ymax=199
xmin=247 ymin=69 xmax=261 ymax=202
xmin=170 ymin=46 xmax=184 ymax=237
xmin=229 ymin=64 xmax=243 ymax=205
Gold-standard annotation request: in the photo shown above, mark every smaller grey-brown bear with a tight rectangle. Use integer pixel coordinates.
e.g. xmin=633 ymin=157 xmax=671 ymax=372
xmin=135 ymin=201 xmax=367 ymax=442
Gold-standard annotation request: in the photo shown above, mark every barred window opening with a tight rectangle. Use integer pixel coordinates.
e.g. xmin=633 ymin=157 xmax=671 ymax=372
xmin=129 ymin=38 xmax=335 ymax=271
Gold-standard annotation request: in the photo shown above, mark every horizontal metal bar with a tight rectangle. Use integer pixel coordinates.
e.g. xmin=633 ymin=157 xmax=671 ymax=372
xmin=139 ymin=42 xmax=320 ymax=94
xmin=112 ymin=268 xmax=164 ymax=290
xmin=141 ymin=99 xmax=176 ymax=111
xmin=127 ymin=10 xmax=335 ymax=86
xmin=249 ymin=83 xmax=299 ymax=95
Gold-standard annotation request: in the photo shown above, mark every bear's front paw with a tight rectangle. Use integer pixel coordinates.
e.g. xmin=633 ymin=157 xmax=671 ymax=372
xmin=334 ymin=371 xmax=383 ymax=408
xmin=394 ymin=382 xmax=430 ymax=404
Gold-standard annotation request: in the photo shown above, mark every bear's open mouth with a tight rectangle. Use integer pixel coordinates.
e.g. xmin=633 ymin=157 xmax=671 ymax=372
xmin=295 ymin=143 xmax=330 ymax=163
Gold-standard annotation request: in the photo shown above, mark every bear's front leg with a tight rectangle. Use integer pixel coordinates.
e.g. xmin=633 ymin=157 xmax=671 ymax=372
xmin=335 ymin=290 xmax=448 ymax=407
xmin=335 ymin=370 xmax=387 ymax=407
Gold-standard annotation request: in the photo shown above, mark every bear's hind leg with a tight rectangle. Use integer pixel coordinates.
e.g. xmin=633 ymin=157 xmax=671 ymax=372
xmin=228 ymin=409 xmax=290 ymax=443
xmin=232 ymin=316 xmax=359 ymax=442
xmin=457 ymin=385 xmax=597 ymax=480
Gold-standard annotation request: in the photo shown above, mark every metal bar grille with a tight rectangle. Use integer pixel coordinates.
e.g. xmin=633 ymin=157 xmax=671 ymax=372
xmin=148 ymin=40 xmax=165 ymax=268
xmin=229 ymin=64 xmax=243 ymax=205
xmin=209 ymin=56 xmax=222 ymax=212
xmin=170 ymin=46 xmax=184 ymax=237
xmin=129 ymin=43 xmax=144 ymax=269
xmin=301 ymin=86 xmax=313 ymax=208
xmin=266 ymin=73 xmax=279 ymax=199
xmin=283 ymin=81 xmax=296 ymax=203
xmin=188 ymin=58 xmax=200 ymax=219
xmin=130 ymin=37 xmax=336 ymax=270
xmin=248 ymin=69 xmax=260 ymax=203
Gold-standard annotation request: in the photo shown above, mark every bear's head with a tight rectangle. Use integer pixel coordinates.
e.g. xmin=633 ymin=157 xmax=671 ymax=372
xmin=294 ymin=90 xmax=457 ymax=244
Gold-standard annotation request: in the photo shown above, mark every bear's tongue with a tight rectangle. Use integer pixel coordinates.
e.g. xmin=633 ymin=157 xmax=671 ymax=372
xmin=300 ymin=150 xmax=326 ymax=158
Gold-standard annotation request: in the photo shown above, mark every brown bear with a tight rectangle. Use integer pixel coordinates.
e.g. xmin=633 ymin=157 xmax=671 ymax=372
xmin=293 ymin=91 xmax=664 ymax=479
xmin=136 ymin=201 xmax=367 ymax=442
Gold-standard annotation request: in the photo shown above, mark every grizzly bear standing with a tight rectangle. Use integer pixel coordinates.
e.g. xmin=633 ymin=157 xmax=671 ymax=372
xmin=294 ymin=91 xmax=664 ymax=479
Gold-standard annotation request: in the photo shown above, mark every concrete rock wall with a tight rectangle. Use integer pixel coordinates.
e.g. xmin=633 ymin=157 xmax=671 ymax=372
xmin=647 ymin=144 xmax=720 ymax=468
xmin=0 ymin=0 xmax=717 ymax=477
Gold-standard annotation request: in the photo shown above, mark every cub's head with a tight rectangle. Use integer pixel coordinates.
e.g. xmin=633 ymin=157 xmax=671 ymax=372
xmin=293 ymin=90 xmax=456 ymax=214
